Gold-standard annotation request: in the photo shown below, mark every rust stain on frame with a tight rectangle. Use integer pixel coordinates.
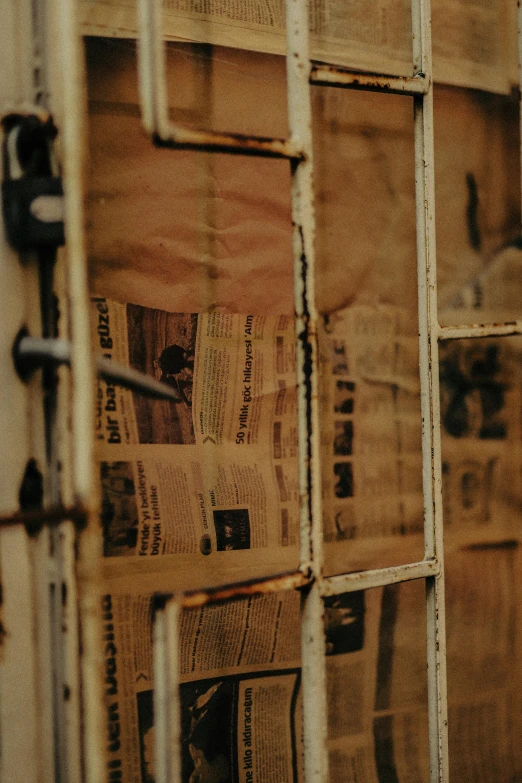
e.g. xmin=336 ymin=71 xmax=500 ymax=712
xmin=152 ymin=126 xmax=305 ymax=159
xmin=310 ymin=65 xmax=429 ymax=95
xmin=178 ymin=569 xmax=312 ymax=610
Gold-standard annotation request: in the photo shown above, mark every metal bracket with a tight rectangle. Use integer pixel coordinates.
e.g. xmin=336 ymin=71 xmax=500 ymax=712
xmin=0 ymin=503 xmax=87 ymax=534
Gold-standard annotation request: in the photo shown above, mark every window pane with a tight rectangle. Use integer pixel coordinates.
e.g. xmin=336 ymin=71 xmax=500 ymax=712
xmin=87 ymin=41 xmax=302 ymax=587
xmin=440 ymin=337 xmax=522 ymax=546
xmin=101 ymin=589 xmax=303 ymax=782
xmin=436 ymin=90 xmax=520 ymax=327
xmin=312 ymin=87 xmax=424 ymax=574
xmin=326 ymin=580 xmax=429 ymax=782
xmin=446 ymin=547 xmax=522 ymax=782
xmin=440 ymin=336 xmax=522 ymax=781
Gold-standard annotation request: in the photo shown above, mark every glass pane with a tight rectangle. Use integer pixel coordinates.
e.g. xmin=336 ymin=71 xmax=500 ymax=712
xmin=440 ymin=337 xmax=522 ymax=546
xmin=440 ymin=336 xmax=522 ymax=780
xmin=86 ymin=40 xmax=293 ymax=315
xmin=326 ymin=580 xmax=429 ymax=782
xmin=310 ymin=0 xmax=412 ymax=74
xmin=102 ymin=589 xmax=303 ymax=782
xmin=312 ymin=87 xmax=425 ymax=574
xmin=178 ymin=592 xmax=303 ymax=783
xmin=435 ymin=88 xmax=520 ymax=327
xmin=446 ymin=547 xmax=522 ymax=782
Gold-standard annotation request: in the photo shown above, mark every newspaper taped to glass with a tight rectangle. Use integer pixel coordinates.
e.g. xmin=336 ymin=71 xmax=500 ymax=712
xmin=318 ymin=304 xmax=425 ymax=574
xmin=102 ymin=541 xmax=521 ymax=783
xmin=92 ymin=298 xmax=300 ymax=591
xmin=319 ymin=301 xmax=522 ymax=574
xmin=93 ymin=291 xmax=522 ymax=782
xmin=438 ymin=249 xmax=522 ymax=548
xmin=93 ymin=296 xmax=522 ymax=583
xmin=102 ymin=588 xmax=303 ymax=783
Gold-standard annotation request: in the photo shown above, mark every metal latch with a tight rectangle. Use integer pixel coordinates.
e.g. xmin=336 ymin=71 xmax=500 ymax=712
xmin=2 ymin=111 xmax=65 ymax=250
xmin=13 ymin=330 xmax=184 ymax=402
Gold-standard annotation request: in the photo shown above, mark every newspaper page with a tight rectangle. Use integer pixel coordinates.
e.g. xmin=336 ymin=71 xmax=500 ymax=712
xmin=92 ymin=298 xmax=301 ymax=592
xmin=100 ymin=582 xmax=389 ymax=783
xmin=319 ymin=298 xmax=522 ymax=575
xmin=439 ymin=337 xmax=522 ymax=543
xmin=86 ymin=41 xmax=522 ymax=783
xmin=101 ymin=589 xmax=303 ymax=783
xmin=79 ymin=0 xmax=514 ymax=94
xmin=324 ymin=546 xmax=522 ymax=783
xmin=325 ymin=581 xmax=430 ymax=783
xmin=92 ymin=292 xmax=522 ymax=783
xmin=93 ymin=292 xmax=522 ymax=576
xmin=101 ymin=544 xmax=522 ymax=783
xmin=101 ymin=570 xmax=493 ymax=783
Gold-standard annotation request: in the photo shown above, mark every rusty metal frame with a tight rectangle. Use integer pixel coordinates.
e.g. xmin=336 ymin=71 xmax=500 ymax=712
xmin=135 ymin=0 xmax=454 ymax=779
xmin=137 ymin=1 xmax=522 ymax=779
xmin=3 ymin=0 xmax=520 ymax=780
xmin=310 ymin=65 xmax=429 ymax=95
xmin=137 ymin=0 xmax=304 ymax=159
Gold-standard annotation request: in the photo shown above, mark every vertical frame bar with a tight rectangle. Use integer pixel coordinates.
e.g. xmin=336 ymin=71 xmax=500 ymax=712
xmin=50 ymin=0 xmax=105 ymax=780
xmin=137 ymin=0 xmax=170 ymax=137
xmin=412 ymin=0 xmax=449 ymax=780
xmin=285 ymin=1 xmax=328 ymax=782
xmin=0 ymin=3 xmax=56 ymax=781
xmin=154 ymin=599 xmax=182 ymax=783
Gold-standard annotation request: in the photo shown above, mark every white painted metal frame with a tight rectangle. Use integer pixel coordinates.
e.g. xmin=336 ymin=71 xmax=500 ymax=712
xmin=4 ymin=0 xmax=522 ymax=781
xmin=136 ymin=0 xmax=452 ymax=781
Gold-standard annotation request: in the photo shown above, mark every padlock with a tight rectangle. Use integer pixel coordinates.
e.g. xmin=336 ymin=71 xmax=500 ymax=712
xmin=2 ymin=113 xmax=65 ymax=250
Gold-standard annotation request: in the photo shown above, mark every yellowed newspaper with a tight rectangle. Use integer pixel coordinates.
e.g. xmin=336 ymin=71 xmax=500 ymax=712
xmin=93 ymin=294 xmax=522 ymax=584
xmin=320 ymin=300 xmax=522 ymax=573
xmin=92 ymin=298 xmax=300 ymax=591
xmin=79 ymin=0 xmax=514 ymax=94
xmin=94 ymin=292 xmax=522 ymax=782
xmin=103 ymin=547 xmax=522 ymax=783
xmin=325 ymin=547 xmax=522 ymax=783
xmin=102 ymin=589 xmax=303 ymax=783
xmin=87 ymin=48 xmax=522 ymax=776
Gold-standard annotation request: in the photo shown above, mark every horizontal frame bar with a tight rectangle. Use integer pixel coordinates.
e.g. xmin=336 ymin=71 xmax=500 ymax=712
xmin=179 ymin=569 xmax=311 ymax=609
xmin=310 ymin=65 xmax=429 ymax=95
xmin=153 ymin=559 xmax=444 ymax=611
xmin=152 ymin=126 xmax=304 ymax=159
xmin=321 ymin=559 xmax=440 ymax=597
xmin=439 ymin=322 xmax=522 ymax=340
